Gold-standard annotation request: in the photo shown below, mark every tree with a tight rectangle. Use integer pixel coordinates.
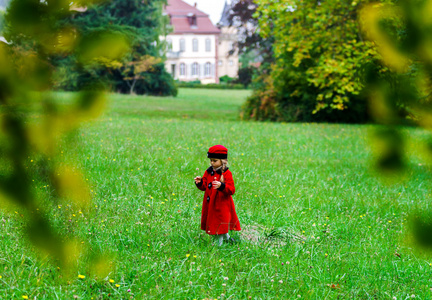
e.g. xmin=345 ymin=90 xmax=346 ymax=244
xmin=53 ymin=0 xmax=177 ymax=96
xmin=119 ymin=54 xmax=161 ymax=94
xmin=0 ymin=10 xmax=4 ymax=34
xmin=229 ymin=0 xmax=271 ymax=58
xmin=236 ymin=65 xmax=255 ymax=88
xmin=227 ymin=1 xmax=275 ymax=100
xmin=242 ymin=0 xmax=381 ymax=122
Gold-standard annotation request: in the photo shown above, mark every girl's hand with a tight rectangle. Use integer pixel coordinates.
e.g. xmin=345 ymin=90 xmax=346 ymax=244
xmin=212 ymin=180 xmax=221 ymax=189
xmin=194 ymin=176 xmax=202 ymax=184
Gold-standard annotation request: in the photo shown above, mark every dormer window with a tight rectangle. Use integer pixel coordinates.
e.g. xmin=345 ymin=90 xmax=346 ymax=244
xmin=162 ymin=12 xmax=171 ymax=25
xmin=187 ymin=13 xmax=197 ymax=28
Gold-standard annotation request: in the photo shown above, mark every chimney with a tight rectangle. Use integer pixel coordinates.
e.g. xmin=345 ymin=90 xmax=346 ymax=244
xmin=194 ymin=2 xmax=197 ymax=7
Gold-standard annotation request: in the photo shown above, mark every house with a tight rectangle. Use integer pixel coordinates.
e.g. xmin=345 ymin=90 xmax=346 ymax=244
xmin=163 ymin=0 xmax=221 ymax=84
xmin=216 ymin=1 xmax=239 ymax=79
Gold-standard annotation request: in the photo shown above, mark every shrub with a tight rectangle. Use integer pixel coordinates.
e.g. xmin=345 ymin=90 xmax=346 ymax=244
xmin=219 ymin=75 xmax=235 ymax=84
xmin=117 ymin=63 xmax=178 ymax=96
xmin=235 ymin=66 xmax=256 ymax=88
xmin=176 ymin=81 xmax=246 ymax=90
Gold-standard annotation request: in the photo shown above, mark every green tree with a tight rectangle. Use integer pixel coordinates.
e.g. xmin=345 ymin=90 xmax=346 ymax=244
xmin=118 ymin=54 xmax=161 ymax=94
xmin=229 ymin=0 xmax=273 ymax=90
xmin=53 ymin=0 xmax=177 ymax=96
xmin=0 ymin=10 xmax=4 ymax=33
xmin=242 ymin=0 xmax=380 ymax=122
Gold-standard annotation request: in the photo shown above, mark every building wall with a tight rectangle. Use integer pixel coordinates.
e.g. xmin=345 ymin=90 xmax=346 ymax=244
xmin=163 ymin=34 xmax=218 ymax=84
xmin=217 ymin=26 xmax=239 ymax=79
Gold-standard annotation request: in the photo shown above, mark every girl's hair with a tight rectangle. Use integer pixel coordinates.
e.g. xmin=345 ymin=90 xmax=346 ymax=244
xmin=220 ymin=159 xmax=228 ymax=183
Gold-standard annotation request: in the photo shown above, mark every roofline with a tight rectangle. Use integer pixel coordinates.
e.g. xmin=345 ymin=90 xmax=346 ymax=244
xmin=164 ymin=0 xmax=210 ymax=17
xmin=168 ymin=31 xmax=221 ymax=35
xmin=169 ymin=13 xmax=209 ymax=17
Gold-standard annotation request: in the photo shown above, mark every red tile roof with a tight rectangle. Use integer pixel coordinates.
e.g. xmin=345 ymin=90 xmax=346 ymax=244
xmin=165 ymin=0 xmax=220 ymax=34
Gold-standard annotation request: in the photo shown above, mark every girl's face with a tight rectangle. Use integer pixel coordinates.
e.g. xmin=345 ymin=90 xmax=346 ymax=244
xmin=210 ymin=158 xmax=222 ymax=169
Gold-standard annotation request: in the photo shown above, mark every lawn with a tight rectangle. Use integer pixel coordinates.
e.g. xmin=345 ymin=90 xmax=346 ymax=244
xmin=1 ymin=88 xmax=432 ymax=299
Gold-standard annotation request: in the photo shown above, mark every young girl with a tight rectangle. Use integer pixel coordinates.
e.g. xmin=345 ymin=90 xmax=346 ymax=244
xmin=194 ymin=145 xmax=241 ymax=246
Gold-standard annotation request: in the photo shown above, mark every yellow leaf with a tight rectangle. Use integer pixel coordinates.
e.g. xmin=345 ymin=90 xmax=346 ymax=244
xmin=78 ymin=31 xmax=130 ymax=64
xmin=368 ymin=87 xmax=392 ymax=122
xmin=75 ymin=91 xmax=107 ymax=121
xmin=359 ymin=4 xmax=410 ymax=72
xmin=54 ymin=166 xmax=91 ymax=206
xmin=0 ymin=191 xmax=19 ymax=211
xmin=90 ymin=255 xmax=114 ymax=279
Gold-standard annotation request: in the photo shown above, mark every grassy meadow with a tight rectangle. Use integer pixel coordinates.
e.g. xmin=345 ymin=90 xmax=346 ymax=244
xmin=2 ymin=88 xmax=432 ymax=299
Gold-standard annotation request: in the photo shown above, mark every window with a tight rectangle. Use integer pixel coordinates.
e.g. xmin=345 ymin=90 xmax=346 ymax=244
xmin=229 ymin=60 xmax=234 ymax=66
xmin=171 ymin=64 xmax=176 ymax=78
xmin=180 ymin=63 xmax=186 ymax=76
xmin=192 ymin=62 xmax=199 ymax=76
xmin=180 ymin=39 xmax=185 ymax=52
xmin=205 ymin=38 xmax=211 ymax=52
xmin=204 ymin=62 xmax=212 ymax=76
xmin=218 ymin=60 xmax=223 ymax=66
xmin=187 ymin=13 xmax=197 ymax=26
xmin=192 ymin=39 xmax=198 ymax=52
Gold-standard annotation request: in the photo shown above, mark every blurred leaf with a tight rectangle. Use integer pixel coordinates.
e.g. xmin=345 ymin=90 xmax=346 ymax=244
xmin=0 ymin=0 xmax=112 ymax=273
xmin=360 ymin=3 xmax=410 ymax=73
xmin=0 ymin=44 xmax=16 ymax=101
xmin=368 ymin=87 xmax=394 ymax=124
xmin=77 ymin=30 xmax=130 ymax=65
xmin=0 ymin=190 xmax=18 ymax=210
xmin=90 ymin=253 xmax=115 ymax=280
xmin=43 ymin=27 xmax=79 ymax=54
xmin=27 ymin=216 xmax=66 ymax=260
xmin=52 ymin=165 xmax=91 ymax=207
xmin=6 ymin=0 xmax=49 ymax=37
xmin=27 ymin=118 xmax=63 ymax=155
xmin=372 ymin=127 xmax=405 ymax=173
xmin=63 ymin=239 xmax=83 ymax=270
xmin=11 ymin=46 xmax=52 ymax=91
xmin=75 ymin=90 xmax=107 ymax=120
xmin=408 ymin=212 xmax=432 ymax=249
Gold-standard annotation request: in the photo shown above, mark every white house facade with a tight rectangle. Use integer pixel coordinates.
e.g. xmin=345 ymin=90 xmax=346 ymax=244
xmin=165 ymin=34 xmax=218 ymax=84
xmin=163 ymin=0 xmax=221 ymax=84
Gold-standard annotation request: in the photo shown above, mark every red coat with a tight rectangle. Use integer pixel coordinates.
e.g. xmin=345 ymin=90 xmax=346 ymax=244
xmin=196 ymin=167 xmax=241 ymax=235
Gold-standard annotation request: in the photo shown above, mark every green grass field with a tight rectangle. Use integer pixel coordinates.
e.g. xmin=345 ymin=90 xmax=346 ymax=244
xmin=2 ymin=88 xmax=432 ymax=299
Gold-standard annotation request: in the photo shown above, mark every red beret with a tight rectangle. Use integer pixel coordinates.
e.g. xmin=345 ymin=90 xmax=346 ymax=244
xmin=207 ymin=145 xmax=228 ymax=159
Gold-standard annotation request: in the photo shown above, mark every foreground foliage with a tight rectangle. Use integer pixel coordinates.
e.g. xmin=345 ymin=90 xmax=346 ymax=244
xmin=1 ymin=0 xmax=136 ymax=279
